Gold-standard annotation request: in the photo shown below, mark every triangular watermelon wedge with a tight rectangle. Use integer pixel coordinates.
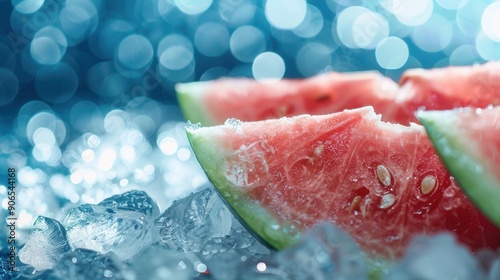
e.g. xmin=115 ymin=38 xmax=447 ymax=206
xmin=177 ymin=71 xmax=399 ymax=126
xmin=178 ymin=62 xmax=500 ymax=126
xmin=186 ymin=106 xmax=500 ymax=261
xmin=418 ymin=106 xmax=500 ymax=227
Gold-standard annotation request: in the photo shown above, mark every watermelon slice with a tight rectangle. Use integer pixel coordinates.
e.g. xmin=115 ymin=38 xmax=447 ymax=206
xmin=186 ymin=107 xmax=500 ymax=261
xmin=418 ymin=106 xmax=500 ymax=228
xmin=177 ymin=62 xmax=500 ymax=126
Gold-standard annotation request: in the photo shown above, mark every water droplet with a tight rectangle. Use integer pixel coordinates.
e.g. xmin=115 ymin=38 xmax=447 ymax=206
xmin=420 ymin=174 xmax=437 ymax=195
xmin=103 ymin=269 xmax=113 ymax=278
xmin=185 ymin=121 xmax=201 ymax=131
xmin=314 ymin=144 xmax=324 ymax=156
xmin=224 ymin=118 xmax=243 ymax=127
xmin=376 ymin=165 xmax=391 ymax=187
xmin=379 ymin=193 xmax=396 ymax=209
xmin=444 ymin=186 xmax=456 ymax=198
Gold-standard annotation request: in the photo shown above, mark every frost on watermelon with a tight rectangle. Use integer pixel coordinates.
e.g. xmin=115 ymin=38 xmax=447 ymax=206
xmin=418 ymin=106 xmax=500 ymax=228
xmin=177 ymin=62 xmax=500 ymax=126
xmin=186 ymin=107 xmax=500 ymax=261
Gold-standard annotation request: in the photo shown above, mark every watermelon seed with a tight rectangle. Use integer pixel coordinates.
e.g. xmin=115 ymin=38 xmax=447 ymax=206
xmin=376 ymin=165 xmax=391 ymax=187
xmin=315 ymin=94 xmax=331 ymax=102
xmin=275 ymin=105 xmax=288 ymax=117
xmin=420 ymin=175 xmax=437 ymax=195
xmin=350 ymin=196 xmax=362 ymax=214
xmin=379 ymin=194 xmax=396 ymax=209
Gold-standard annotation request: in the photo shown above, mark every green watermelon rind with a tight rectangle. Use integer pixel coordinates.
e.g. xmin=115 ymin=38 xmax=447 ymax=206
xmin=176 ymin=82 xmax=215 ymax=126
xmin=418 ymin=110 xmax=500 ymax=228
xmin=185 ymin=125 xmax=301 ymax=250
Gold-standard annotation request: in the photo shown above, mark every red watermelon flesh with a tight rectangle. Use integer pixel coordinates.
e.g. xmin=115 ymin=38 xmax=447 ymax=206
xmin=187 ymin=107 xmax=500 ymax=260
xmin=177 ymin=61 xmax=500 ymax=126
xmin=394 ymin=62 xmax=500 ymax=123
xmin=178 ymin=71 xmax=399 ymax=125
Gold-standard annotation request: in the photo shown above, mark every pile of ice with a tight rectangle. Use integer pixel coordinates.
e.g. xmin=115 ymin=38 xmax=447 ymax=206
xmin=3 ymin=187 xmax=500 ymax=280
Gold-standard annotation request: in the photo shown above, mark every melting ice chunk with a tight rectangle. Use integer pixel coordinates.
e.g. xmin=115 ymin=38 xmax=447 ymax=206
xmin=155 ymin=188 xmax=232 ymax=253
xmin=387 ymin=233 xmax=486 ymax=280
xmin=199 ymin=233 xmax=270 ymax=280
xmin=126 ymin=245 xmax=193 ymax=280
xmin=50 ymin=248 xmax=125 ymax=280
xmin=262 ymin=223 xmax=368 ymax=280
xmin=18 ymin=216 xmax=70 ymax=270
xmin=98 ymin=190 xmax=160 ymax=222
xmin=63 ymin=204 xmax=151 ymax=260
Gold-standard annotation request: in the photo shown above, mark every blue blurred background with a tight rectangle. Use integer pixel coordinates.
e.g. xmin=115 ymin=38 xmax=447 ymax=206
xmin=0 ymin=0 xmax=499 ymax=241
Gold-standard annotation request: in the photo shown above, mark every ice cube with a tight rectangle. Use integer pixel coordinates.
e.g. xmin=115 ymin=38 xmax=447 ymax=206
xmin=155 ymin=188 xmax=232 ymax=252
xmin=196 ymin=216 xmax=271 ymax=279
xmin=98 ymin=190 xmax=160 ymax=222
xmin=50 ymin=248 xmax=125 ymax=280
xmin=489 ymin=259 xmax=500 ymax=280
xmin=477 ymin=249 xmax=500 ymax=280
xmin=229 ymin=216 xmax=271 ymax=255
xmin=63 ymin=204 xmax=151 ymax=260
xmin=271 ymin=223 xmax=368 ymax=280
xmin=387 ymin=233 xmax=486 ymax=280
xmin=18 ymin=216 xmax=70 ymax=270
xmin=125 ymin=245 xmax=193 ymax=280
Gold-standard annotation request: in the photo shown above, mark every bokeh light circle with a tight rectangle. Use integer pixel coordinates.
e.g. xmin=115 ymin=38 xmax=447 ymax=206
xmin=217 ymin=0 xmax=255 ymax=27
xmin=160 ymin=46 xmax=193 ymax=71
xmin=194 ymin=22 xmax=229 ymax=57
xmin=476 ymin=31 xmax=500 ymax=61
xmin=436 ymin=0 xmax=469 ymax=10
xmin=481 ymin=1 xmax=500 ymax=42
xmin=337 ymin=6 xmax=389 ymax=49
xmin=95 ymin=20 xmax=135 ymax=59
xmin=35 ymin=63 xmax=79 ymax=103
xmin=200 ymin=67 xmax=229 ymax=81
xmin=30 ymin=26 xmax=67 ymax=65
xmin=388 ymin=0 xmax=433 ymax=27
xmin=58 ymin=0 xmax=99 ymax=45
xmin=265 ymin=0 xmax=307 ymax=30
xmin=157 ymin=34 xmax=195 ymax=74
xmin=230 ymin=25 xmax=266 ymax=63
xmin=174 ymin=0 xmax=212 ymax=15
xmin=293 ymin=4 xmax=323 ymax=38
xmin=26 ymin=111 xmax=67 ymax=146
xmin=456 ymin=1 xmax=487 ymax=38
xmin=0 ymin=68 xmax=19 ymax=106
xmin=11 ymin=0 xmax=44 ymax=14
xmin=449 ymin=45 xmax=478 ymax=66
xmin=117 ymin=34 xmax=154 ymax=70
xmin=252 ymin=52 xmax=285 ymax=83
xmin=411 ymin=14 xmax=453 ymax=52
xmin=375 ymin=36 xmax=409 ymax=70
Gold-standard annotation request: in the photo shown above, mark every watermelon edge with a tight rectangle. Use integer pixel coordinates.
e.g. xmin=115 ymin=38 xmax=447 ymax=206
xmin=185 ymin=126 xmax=301 ymax=250
xmin=418 ymin=110 xmax=500 ymax=228
xmin=176 ymin=82 xmax=216 ymax=126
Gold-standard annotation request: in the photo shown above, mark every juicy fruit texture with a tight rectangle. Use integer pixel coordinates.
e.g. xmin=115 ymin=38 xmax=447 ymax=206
xmin=187 ymin=107 xmax=500 ymax=260
xmin=178 ymin=71 xmax=399 ymax=126
xmin=177 ymin=62 xmax=500 ymax=126
xmin=418 ymin=106 xmax=500 ymax=227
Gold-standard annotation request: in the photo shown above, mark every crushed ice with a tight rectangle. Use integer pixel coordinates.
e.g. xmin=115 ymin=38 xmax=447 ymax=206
xmin=6 ymin=188 xmax=500 ymax=279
